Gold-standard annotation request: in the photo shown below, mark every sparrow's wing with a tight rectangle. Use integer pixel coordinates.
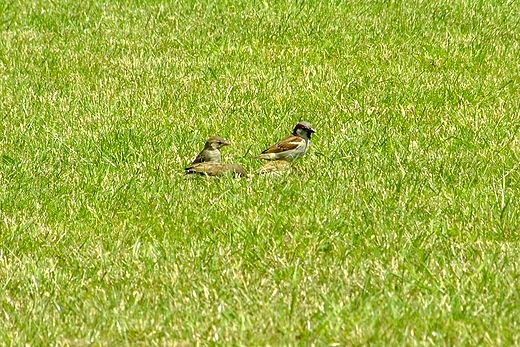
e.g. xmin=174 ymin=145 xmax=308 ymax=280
xmin=185 ymin=162 xmax=246 ymax=177
xmin=185 ymin=162 xmax=221 ymax=175
xmin=261 ymin=134 xmax=302 ymax=154
xmin=191 ymin=151 xmax=205 ymax=164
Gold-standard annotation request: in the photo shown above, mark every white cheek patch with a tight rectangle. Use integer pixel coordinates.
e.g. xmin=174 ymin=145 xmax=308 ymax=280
xmin=296 ymin=128 xmax=311 ymax=140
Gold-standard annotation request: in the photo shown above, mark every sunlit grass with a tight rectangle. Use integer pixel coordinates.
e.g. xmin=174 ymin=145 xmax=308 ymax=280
xmin=1 ymin=0 xmax=520 ymax=345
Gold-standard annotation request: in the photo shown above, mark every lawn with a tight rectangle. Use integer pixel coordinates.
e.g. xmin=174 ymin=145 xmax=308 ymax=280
xmin=1 ymin=0 xmax=520 ymax=345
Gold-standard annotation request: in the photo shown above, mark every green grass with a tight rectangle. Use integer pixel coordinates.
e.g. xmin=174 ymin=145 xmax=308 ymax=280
xmin=1 ymin=0 xmax=520 ymax=345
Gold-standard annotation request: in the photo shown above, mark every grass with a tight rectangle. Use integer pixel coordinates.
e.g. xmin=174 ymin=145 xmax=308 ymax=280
xmin=1 ymin=0 xmax=520 ymax=345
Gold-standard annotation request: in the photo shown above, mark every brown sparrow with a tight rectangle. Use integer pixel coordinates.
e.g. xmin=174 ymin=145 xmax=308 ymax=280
xmin=191 ymin=136 xmax=230 ymax=165
xmin=255 ymin=121 xmax=315 ymax=161
xmin=185 ymin=162 xmax=247 ymax=177
xmin=256 ymin=160 xmax=291 ymax=175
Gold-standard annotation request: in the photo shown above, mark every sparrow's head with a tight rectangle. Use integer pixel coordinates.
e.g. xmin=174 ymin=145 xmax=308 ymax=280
xmin=293 ymin=121 xmax=316 ymax=140
xmin=205 ymin=136 xmax=230 ymax=150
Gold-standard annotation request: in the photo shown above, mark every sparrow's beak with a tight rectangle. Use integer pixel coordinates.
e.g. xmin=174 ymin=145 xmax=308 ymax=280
xmin=309 ymin=127 xmax=316 ymax=133
xmin=223 ymin=141 xmax=231 ymax=146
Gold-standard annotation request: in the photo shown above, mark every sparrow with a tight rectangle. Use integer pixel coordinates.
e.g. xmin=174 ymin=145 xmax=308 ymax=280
xmin=254 ymin=121 xmax=315 ymax=161
xmin=191 ymin=136 xmax=230 ymax=165
xmin=256 ymin=160 xmax=291 ymax=175
xmin=185 ymin=162 xmax=247 ymax=177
